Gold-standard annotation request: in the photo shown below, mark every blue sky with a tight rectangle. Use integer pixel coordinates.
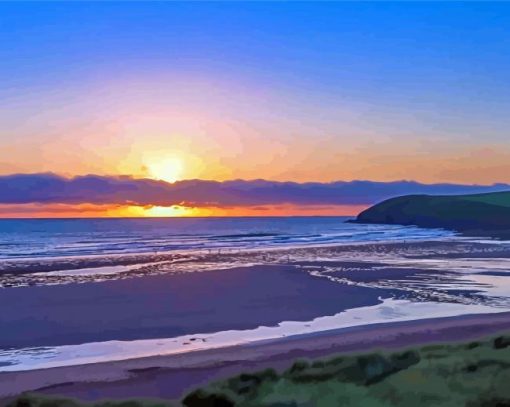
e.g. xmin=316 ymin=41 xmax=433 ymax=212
xmin=1 ymin=2 xmax=510 ymax=187
xmin=2 ymin=2 xmax=509 ymax=108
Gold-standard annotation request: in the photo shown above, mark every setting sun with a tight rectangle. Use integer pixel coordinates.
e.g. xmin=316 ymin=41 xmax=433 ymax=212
xmin=146 ymin=157 xmax=183 ymax=183
xmin=144 ymin=205 xmax=194 ymax=217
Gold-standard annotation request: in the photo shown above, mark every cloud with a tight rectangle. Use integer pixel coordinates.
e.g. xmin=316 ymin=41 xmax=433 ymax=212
xmin=1 ymin=173 xmax=509 ymax=208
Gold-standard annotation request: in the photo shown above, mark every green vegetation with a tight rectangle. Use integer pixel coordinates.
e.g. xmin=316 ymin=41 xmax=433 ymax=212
xmin=354 ymin=190 xmax=510 ymax=236
xmin=182 ymin=334 xmax=510 ymax=406
xmin=463 ymin=192 xmax=510 ymax=208
xmin=9 ymin=334 xmax=510 ymax=407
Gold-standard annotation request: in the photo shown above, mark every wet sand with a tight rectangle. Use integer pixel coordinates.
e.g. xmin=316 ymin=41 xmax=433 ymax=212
xmin=2 ymin=312 xmax=510 ymax=402
xmin=2 ymin=240 xmax=510 ymax=291
xmin=0 ymin=264 xmax=392 ymax=349
xmin=2 ymin=240 xmax=508 ymax=278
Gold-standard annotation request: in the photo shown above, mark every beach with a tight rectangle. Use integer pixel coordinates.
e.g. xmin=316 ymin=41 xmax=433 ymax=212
xmin=3 ymin=311 xmax=510 ymax=403
xmin=2 ymin=218 xmax=510 ymax=403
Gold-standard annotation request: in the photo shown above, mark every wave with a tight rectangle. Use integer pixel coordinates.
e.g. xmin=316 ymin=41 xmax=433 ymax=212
xmin=208 ymin=232 xmax=281 ymax=239
xmin=0 ymin=217 xmax=456 ymax=260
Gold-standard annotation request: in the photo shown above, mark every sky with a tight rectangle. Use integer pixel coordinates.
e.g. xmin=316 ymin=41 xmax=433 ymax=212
xmin=1 ymin=2 xmax=510 ymax=217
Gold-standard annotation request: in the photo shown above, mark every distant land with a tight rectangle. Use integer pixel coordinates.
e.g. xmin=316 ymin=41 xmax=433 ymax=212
xmin=353 ymin=191 xmax=510 ymax=238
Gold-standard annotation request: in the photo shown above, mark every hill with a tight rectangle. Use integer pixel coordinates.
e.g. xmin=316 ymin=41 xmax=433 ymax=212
xmin=353 ymin=191 xmax=510 ymax=237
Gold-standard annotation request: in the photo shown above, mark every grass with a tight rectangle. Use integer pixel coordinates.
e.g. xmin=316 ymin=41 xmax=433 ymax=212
xmin=8 ymin=333 xmax=510 ymax=407
xmin=463 ymin=192 xmax=510 ymax=208
xmin=182 ymin=334 xmax=510 ymax=406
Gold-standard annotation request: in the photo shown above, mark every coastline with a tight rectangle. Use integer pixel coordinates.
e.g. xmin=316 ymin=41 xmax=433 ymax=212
xmin=351 ymin=218 xmax=510 ymax=241
xmin=3 ymin=235 xmax=510 ymax=404
xmin=3 ymin=311 xmax=510 ymax=403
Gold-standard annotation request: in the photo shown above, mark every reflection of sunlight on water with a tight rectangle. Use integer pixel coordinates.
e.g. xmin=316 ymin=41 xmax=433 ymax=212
xmin=466 ymin=273 xmax=510 ymax=297
xmin=368 ymin=257 xmax=510 ymax=274
xmin=35 ymin=264 xmax=138 ymax=277
xmin=383 ymin=258 xmax=510 ymax=301
xmin=37 ymin=259 xmax=193 ymax=277
xmin=300 ymin=251 xmax=510 ymax=309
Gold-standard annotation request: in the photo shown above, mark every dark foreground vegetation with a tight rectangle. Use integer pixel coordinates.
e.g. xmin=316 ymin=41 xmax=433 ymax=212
xmin=8 ymin=333 xmax=510 ymax=407
xmin=354 ymin=190 xmax=510 ymax=237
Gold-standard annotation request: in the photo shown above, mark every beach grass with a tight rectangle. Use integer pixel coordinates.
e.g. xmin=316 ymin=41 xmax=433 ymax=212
xmin=8 ymin=333 xmax=510 ymax=407
xmin=184 ymin=333 xmax=510 ymax=406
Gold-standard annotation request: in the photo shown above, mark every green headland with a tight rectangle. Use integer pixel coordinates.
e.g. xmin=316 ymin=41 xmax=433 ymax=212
xmin=353 ymin=190 xmax=510 ymax=238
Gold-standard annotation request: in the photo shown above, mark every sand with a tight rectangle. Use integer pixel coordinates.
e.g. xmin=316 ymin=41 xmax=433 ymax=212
xmin=1 ymin=312 xmax=510 ymax=403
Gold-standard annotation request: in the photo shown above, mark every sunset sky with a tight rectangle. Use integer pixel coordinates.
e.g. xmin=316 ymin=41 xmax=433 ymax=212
xmin=1 ymin=2 xmax=510 ymax=217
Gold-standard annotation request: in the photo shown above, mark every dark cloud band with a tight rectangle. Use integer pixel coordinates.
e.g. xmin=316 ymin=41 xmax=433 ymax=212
xmin=1 ymin=173 xmax=508 ymax=207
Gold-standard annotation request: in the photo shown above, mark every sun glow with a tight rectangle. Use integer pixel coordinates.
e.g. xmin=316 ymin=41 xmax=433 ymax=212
xmin=144 ymin=205 xmax=194 ymax=217
xmin=146 ymin=156 xmax=183 ymax=183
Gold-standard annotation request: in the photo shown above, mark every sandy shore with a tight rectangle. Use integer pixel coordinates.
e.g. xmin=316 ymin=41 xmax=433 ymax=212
xmin=2 ymin=311 xmax=510 ymax=403
xmin=3 ymin=239 xmax=510 ymax=404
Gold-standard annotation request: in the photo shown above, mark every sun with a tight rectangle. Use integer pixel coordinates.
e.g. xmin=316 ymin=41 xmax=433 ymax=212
xmin=145 ymin=205 xmax=193 ymax=217
xmin=147 ymin=156 xmax=183 ymax=183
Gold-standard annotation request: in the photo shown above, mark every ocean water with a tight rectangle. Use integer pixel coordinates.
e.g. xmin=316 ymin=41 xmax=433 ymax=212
xmin=0 ymin=217 xmax=454 ymax=260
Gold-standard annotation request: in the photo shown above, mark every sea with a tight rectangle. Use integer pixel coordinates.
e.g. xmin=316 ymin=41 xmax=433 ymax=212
xmin=0 ymin=217 xmax=452 ymax=259
xmin=1 ymin=217 xmax=510 ymax=372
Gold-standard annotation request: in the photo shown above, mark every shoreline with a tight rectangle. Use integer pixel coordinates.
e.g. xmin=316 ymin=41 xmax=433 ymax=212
xmin=0 ymin=237 xmax=502 ymax=279
xmin=0 ymin=235 xmax=458 ymax=271
xmin=3 ymin=311 xmax=510 ymax=402
xmin=352 ymin=218 xmax=510 ymax=241
xmin=0 ymin=297 xmax=498 ymax=372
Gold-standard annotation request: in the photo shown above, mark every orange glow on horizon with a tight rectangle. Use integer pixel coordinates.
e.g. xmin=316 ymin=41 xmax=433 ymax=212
xmin=144 ymin=205 xmax=196 ymax=217
xmin=0 ymin=203 xmax=368 ymax=218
